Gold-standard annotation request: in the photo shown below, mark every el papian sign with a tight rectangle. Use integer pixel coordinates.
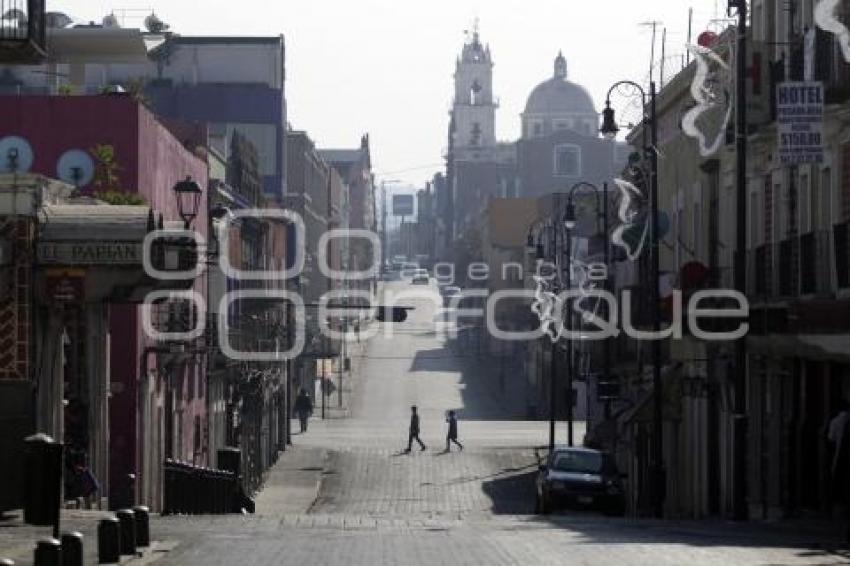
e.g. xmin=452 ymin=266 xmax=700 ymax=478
xmin=776 ymin=81 xmax=824 ymax=165
xmin=37 ymin=241 xmax=142 ymax=264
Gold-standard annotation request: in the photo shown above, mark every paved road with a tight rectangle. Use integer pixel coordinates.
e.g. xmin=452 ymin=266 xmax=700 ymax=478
xmin=152 ymin=279 xmax=849 ymax=565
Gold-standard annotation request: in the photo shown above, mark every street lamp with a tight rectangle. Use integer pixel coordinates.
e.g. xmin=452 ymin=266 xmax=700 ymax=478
xmin=600 ymin=101 xmax=620 ymax=140
xmin=602 ymin=78 xmax=664 ymax=518
xmin=173 ymin=176 xmax=203 ymax=229
xmin=564 ymin=181 xmax=614 ymax=426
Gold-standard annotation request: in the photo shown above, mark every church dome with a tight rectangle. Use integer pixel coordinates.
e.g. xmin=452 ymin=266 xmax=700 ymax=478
xmin=523 ymin=52 xmax=596 ymax=115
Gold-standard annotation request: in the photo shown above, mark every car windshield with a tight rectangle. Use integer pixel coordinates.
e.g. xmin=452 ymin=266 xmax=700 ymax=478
xmin=550 ymin=451 xmax=603 ymax=474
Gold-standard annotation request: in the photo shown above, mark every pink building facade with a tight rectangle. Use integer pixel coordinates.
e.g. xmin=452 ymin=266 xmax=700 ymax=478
xmin=0 ymin=95 xmax=209 ymax=510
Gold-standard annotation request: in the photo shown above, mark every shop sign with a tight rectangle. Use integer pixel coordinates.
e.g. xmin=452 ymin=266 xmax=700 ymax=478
xmin=37 ymin=241 xmax=142 ymax=265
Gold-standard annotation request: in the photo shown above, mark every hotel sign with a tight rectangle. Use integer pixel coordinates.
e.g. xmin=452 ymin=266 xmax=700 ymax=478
xmin=776 ymin=81 xmax=824 ymax=165
xmin=37 ymin=241 xmax=143 ymax=265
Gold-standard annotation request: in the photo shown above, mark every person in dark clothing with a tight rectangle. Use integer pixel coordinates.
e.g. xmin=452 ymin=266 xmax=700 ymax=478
xmin=445 ymin=410 xmax=463 ymax=452
xmin=405 ymin=405 xmax=426 ymax=452
xmin=294 ymin=388 xmax=313 ymax=433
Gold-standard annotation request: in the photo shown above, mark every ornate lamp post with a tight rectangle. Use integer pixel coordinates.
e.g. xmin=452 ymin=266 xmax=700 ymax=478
xmin=563 ymin=181 xmax=613 ymax=424
xmin=173 ymin=176 xmax=203 ymax=229
xmin=600 ymin=79 xmax=665 ymax=518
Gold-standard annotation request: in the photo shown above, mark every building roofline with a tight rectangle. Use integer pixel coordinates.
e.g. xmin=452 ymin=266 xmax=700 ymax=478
xmin=167 ymin=35 xmax=284 ymax=46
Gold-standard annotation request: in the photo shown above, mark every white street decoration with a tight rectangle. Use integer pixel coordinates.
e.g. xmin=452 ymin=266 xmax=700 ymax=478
xmin=815 ymin=0 xmax=850 ymax=63
xmin=682 ymin=43 xmax=733 ymax=157
xmin=610 ymin=178 xmax=649 ymax=262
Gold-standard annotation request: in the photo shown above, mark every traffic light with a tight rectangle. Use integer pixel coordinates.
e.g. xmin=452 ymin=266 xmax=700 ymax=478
xmin=375 ymin=306 xmax=410 ymax=322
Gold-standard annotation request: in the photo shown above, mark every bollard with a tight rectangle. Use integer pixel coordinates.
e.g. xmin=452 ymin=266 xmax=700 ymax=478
xmin=98 ymin=517 xmax=121 ymax=564
xmin=61 ymin=531 xmax=84 ymax=566
xmin=33 ymin=538 xmax=61 ymax=566
xmin=116 ymin=509 xmax=136 ymax=555
xmin=24 ymin=434 xmax=63 ymax=529
xmin=132 ymin=505 xmax=150 ymax=547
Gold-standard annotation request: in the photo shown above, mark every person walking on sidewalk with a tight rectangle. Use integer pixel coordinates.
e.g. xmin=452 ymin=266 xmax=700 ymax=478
xmin=445 ymin=410 xmax=463 ymax=452
xmin=405 ymin=405 xmax=426 ymax=452
xmin=294 ymin=388 xmax=313 ymax=433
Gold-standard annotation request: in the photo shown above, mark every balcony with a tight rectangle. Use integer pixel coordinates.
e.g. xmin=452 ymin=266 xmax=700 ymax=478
xmin=0 ymin=0 xmax=47 ymax=64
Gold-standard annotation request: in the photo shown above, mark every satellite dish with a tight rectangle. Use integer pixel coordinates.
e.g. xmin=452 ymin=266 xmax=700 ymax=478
xmin=0 ymin=136 xmax=35 ymax=174
xmin=56 ymin=150 xmax=95 ymax=188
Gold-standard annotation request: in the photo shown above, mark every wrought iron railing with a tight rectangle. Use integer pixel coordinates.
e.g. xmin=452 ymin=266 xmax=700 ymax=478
xmin=0 ymin=0 xmax=46 ymax=63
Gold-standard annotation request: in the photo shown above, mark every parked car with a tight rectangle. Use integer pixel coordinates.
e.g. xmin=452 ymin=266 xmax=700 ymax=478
xmin=535 ymin=446 xmax=625 ymax=516
xmin=440 ymin=285 xmax=461 ymax=306
xmin=412 ymin=268 xmax=429 ymax=284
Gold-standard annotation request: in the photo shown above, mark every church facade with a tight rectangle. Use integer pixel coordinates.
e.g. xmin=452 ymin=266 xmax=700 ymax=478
xmin=443 ymin=30 xmax=628 ymax=253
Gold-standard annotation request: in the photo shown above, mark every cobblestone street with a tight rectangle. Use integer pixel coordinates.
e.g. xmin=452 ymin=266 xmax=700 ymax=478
xmin=147 ymin=281 xmax=849 ymax=565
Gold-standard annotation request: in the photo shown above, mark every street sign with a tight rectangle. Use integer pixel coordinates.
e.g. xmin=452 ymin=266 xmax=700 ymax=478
xmin=776 ymin=81 xmax=824 ymax=165
xmin=392 ymin=194 xmax=414 ymax=216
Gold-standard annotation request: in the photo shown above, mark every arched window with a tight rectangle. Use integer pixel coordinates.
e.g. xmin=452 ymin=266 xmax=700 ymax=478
xmin=553 ymin=144 xmax=581 ymax=177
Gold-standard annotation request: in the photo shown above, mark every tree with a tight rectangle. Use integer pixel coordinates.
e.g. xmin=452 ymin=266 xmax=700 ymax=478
xmin=90 ymin=144 xmax=146 ymax=205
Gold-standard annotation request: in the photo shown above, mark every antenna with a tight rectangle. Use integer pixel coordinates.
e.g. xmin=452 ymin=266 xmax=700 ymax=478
xmin=0 ymin=136 xmax=34 ymax=174
xmin=687 ymin=7 xmax=694 ymax=66
xmin=640 ymin=21 xmax=663 ymax=85
xmin=56 ymin=150 xmax=95 ymax=189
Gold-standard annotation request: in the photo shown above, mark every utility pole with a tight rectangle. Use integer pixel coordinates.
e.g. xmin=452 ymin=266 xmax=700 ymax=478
xmin=649 ymin=80 xmax=665 ymax=520
xmin=731 ymin=0 xmax=749 ymax=522
xmin=381 ymin=182 xmax=388 ymax=272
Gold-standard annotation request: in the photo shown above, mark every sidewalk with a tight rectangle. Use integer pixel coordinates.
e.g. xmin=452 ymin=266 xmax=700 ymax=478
xmin=253 ymin=446 xmax=328 ymax=516
xmin=0 ymin=508 xmax=168 ymax=566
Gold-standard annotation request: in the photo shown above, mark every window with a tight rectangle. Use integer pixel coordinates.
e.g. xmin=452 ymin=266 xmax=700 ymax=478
xmin=532 ymin=121 xmax=543 ymax=137
xmin=799 ymin=172 xmax=811 ymax=234
xmin=470 ymin=122 xmax=481 ymax=146
xmin=820 ymin=167 xmax=833 ymax=229
xmin=555 ymin=120 xmax=569 ymax=130
xmin=553 ymin=144 xmax=581 ymax=177
xmin=749 ymin=189 xmax=761 ymax=248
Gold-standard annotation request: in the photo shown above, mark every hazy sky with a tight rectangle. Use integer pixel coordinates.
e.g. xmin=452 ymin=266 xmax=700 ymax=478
xmin=53 ymin=1 xmax=729 ymax=186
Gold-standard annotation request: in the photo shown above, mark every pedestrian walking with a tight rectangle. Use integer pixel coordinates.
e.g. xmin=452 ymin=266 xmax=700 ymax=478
xmin=294 ymin=388 xmax=313 ymax=433
xmin=827 ymin=400 xmax=850 ymax=542
xmin=445 ymin=410 xmax=463 ymax=452
xmin=405 ymin=405 xmax=426 ymax=452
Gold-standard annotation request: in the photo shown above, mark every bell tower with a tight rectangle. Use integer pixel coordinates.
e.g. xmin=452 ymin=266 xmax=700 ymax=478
xmin=451 ymin=21 xmax=497 ymax=151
